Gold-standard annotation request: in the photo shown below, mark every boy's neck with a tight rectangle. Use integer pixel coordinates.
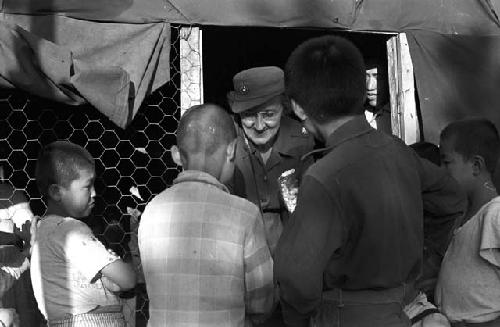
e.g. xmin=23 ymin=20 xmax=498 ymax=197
xmin=465 ymin=179 xmax=498 ymax=222
xmin=45 ymin=202 xmax=71 ymax=218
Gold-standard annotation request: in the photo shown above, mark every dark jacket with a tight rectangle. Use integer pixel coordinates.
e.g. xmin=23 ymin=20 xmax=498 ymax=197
xmin=275 ymin=116 xmax=466 ymax=326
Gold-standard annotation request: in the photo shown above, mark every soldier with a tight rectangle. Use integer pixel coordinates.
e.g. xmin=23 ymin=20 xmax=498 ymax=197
xmin=227 ymin=66 xmax=314 ymax=255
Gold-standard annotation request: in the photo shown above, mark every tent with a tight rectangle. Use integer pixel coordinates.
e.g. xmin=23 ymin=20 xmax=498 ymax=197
xmin=1 ymin=0 xmax=500 ymax=142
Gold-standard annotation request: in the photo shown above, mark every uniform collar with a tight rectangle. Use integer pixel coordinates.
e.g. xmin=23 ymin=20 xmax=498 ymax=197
xmin=325 ymin=115 xmax=373 ymax=150
xmin=173 ymin=170 xmax=230 ymax=193
xmin=301 ymin=115 xmax=373 ymax=161
xmin=365 ymin=102 xmax=391 ymax=116
xmin=273 ymin=115 xmax=307 ymax=156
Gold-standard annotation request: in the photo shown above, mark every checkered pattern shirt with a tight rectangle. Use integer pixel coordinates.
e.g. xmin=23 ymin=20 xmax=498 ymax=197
xmin=138 ymin=170 xmax=274 ymax=327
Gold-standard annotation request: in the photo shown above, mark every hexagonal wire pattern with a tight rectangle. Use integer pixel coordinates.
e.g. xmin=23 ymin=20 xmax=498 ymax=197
xmin=0 ymin=25 xmax=188 ymax=325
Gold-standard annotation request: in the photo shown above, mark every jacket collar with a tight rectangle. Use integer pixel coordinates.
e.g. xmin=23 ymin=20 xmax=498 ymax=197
xmin=273 ymin=115 xmax=305 ymax=156
xmin=301 ymin=115 xmax=373 ymax=161
xmin=365 ymin=102 xmax=391 ymax=116
xmin=173 ymin=170 xmax=229 ymax=193
xmin=325 ymin=115 xmax=374 ymax=150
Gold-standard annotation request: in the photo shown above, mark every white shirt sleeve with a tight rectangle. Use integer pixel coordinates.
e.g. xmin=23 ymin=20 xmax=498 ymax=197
xmin=479 ymin=202 xmax=500 ymax=268
xmin=62 ymin=220 xmax=120 ymax=281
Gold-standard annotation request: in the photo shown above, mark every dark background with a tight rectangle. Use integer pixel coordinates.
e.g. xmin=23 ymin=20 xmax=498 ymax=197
xmin=202 ymin=26 xmax=392 ymax=110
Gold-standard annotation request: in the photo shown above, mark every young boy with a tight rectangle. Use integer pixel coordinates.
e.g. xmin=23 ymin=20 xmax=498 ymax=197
xmin=30 ymin=141 xmax=136 ymax=326
xmin=436 ymin=119 xmax=500 ymax=326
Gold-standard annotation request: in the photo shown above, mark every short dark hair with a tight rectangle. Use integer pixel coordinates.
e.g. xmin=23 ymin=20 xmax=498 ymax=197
xmin=285 ymin=35 xmax=366 ymax=122
xmin=177 ymin=104 xmax=236 ymax=160
xmin=440 ymin=118 xmax=500 ymax=174
xmin=36 ymin=141 xmax=95 ymax=198
xmin=410 ymin=141 xmax=440 ymax=166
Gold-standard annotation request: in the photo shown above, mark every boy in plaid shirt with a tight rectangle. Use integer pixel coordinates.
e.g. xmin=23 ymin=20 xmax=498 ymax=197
xmin=139 ymin=104 xmax=274 ymax=327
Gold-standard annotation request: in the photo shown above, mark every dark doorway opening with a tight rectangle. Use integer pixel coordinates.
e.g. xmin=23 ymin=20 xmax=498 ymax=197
xmin=202 ymin=26 xmax=393 ymax=110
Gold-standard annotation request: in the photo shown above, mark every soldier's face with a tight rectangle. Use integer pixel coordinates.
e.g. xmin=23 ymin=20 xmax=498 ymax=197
xmin=240 ymin=103 xmax=283 ymax=146
xmin=366 ymin=68 xmax=378 ymax=107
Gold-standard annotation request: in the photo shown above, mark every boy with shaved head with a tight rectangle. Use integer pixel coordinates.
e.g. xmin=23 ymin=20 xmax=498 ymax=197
xmin=139 ymin=104 xmax=274 ymax=327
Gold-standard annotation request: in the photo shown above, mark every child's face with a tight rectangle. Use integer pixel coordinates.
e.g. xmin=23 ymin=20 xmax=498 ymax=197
xmin=440 ymin=137 xmax=474 ymax=191
xmin=58 ymin=167 xmax=96 ymax=218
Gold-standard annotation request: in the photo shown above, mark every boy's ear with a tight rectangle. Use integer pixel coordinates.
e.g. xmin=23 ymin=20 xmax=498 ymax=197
xmin=471 ymin=155 xmax=486 ymax=176
xmin=170 ymin=145 xmax=183 ymax=167
xmin=48 ymin=184 xmax=62 ymax=202
xmin=290 ymin=99 xmax=308 ymax=122
xmin=226 ymin=139 xmax=237 ymax=162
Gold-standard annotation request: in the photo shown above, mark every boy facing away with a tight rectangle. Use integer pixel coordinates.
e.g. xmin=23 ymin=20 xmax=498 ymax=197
xmin=436 ymin=119 xmax=500 ymax=326
xmin=30 ymin=141 xmax=136 ymax=326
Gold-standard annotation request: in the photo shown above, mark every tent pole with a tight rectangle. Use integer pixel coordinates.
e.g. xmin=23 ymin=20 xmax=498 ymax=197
xmin=387 ymin=33 xmax=419 ymax=144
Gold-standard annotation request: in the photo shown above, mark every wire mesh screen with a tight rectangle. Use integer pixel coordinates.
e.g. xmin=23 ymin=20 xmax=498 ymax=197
xmin=0 ymin=25 xmax=188 ymax=326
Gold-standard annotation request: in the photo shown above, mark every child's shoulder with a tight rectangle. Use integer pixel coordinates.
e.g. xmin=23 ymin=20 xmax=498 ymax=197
xmin=482 ymin=196 xmax=500 ymax=213
xmin=41 ymin=215 xmax=91 ymax=233
xmin=475 ymin=196 xmax=500 ymax=225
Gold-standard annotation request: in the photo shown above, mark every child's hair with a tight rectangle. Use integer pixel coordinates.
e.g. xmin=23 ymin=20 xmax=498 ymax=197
xmin=410 ymin=141 xmax=440 ymax=166
xmin=285 ymin=35 xmax=366 ymax=122
xmin=36 ymin=141 xmax=95 ymax=198
xmin=440 ymin=118 xmax=500 ymax=175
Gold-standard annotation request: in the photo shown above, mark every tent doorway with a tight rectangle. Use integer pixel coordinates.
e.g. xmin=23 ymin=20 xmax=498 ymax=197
xmin=179 ymin=26 xmax=419 ymax=144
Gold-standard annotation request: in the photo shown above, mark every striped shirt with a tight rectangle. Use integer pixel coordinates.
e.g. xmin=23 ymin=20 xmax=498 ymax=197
xmin=138 ymin=170 xmax=274 ymax=327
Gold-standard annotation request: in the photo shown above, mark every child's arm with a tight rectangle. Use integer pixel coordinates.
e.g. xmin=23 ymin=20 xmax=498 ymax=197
xmin=100 ymin=258 xmax=136 ymax=291
xmin=66 ymin=220 xmax=137 ymax=292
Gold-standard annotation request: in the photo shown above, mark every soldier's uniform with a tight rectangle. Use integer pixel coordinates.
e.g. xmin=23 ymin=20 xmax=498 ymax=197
xmin=232 ymin=115 xmax=313 ymax=254
xmin=227 ymin=66 xmax=314 ymax=255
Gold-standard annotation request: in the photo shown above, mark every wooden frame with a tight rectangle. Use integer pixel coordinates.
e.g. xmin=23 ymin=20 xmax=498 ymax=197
xmin=387 ymin=33 xmax=419 ymax=144
xmin=178 ymin=28 xmax=419 ymax=144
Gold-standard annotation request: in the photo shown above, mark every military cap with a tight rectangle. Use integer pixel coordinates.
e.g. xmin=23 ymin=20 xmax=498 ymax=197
xmin=227 ymin=66 xmax=284 ymax=114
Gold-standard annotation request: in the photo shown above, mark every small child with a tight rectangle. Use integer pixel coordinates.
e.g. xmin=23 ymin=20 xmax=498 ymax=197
xmin=436 ymin=119 xmax=500 ymax=326
xmin=30 ymin=141 xmax=136 ymax=326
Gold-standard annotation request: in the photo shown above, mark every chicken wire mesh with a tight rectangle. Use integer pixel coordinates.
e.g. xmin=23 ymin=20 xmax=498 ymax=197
xmin=0 ymin=25 xmax=193 ymax=326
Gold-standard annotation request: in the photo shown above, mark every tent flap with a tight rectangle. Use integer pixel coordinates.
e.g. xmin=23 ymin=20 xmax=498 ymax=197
xmin=168 ymin=0 xmax=500 ymax=35
xmin=407 ymin=31 xmax=500 ymax=143
xmin=0 ymin=0 xmax=182 ymax=23
xmin=0 ymin=16 xmax=170 ymax=127
xmin=3 ymin=0 xmax=500 ymax=35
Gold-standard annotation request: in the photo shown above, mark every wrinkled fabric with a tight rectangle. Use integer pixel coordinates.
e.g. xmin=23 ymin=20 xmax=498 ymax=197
xmin=2 ymin=0 xmax=500 ymax=131
xmin=2 ymin=0 xmax=500 ymax=35
xmin=0 ymin=16 xmax=170 ymax=128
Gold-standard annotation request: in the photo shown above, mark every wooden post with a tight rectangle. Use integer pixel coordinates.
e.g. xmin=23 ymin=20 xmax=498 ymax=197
xmin=387 ymin=33 xmax=419 ymax=144
xmin=387 ymin=36 xmax=402 ymax=139
xmin=180 ymin=27 xmax=204 ymax=116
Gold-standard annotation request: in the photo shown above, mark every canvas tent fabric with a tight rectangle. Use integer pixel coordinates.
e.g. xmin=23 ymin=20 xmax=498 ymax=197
xmin=407 ymin=31 xmax=500 ymax=143
xmin=0 ymin=14 xmax=170 ymax=128
xmin=1 ymin=0 xmax=500 ymax=133
xmin=2 ymin=0 xmax=500 ymax=34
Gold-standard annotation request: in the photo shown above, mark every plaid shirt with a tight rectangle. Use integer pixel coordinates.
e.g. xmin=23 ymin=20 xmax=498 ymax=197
xmin=138 ymin=170 xmax=274 ymax=327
